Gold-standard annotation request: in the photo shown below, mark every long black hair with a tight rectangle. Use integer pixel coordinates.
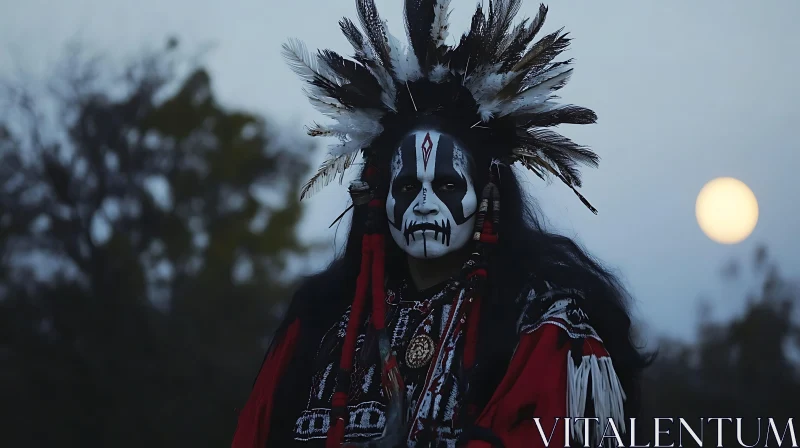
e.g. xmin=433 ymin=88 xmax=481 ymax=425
xmin=265 ymin=125 xmax=652 ymax=444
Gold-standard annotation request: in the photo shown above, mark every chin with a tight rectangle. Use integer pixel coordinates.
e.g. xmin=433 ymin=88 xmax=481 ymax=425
xmin=406 ymin=243 xmax=452 ymax=260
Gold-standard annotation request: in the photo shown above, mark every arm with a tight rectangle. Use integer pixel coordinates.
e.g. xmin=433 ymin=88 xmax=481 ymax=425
xmin=465 ymin=318 xmax=625 ymax=447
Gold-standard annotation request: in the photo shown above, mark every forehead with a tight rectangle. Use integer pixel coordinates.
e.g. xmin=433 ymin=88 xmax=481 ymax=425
xmin=391 ymin=129 xmax=471 ymax=178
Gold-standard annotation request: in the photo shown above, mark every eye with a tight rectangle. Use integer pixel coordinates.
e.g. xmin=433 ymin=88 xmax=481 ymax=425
xmin=400 ymin=183 xmax=418 ymax=193
xmin=439 ymin=183 xmax=456 ymax=192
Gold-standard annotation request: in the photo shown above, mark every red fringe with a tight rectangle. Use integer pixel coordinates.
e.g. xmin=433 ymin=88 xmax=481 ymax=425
xmin=326 ymin=419 xmax=346 ymax=448
xmin=339 ymin=235 xmax=372 ymax=370
xmin=464 ymin=295 xmax=482 ymax=370
xmin=370 ymin=234 xmax=387 ymax=330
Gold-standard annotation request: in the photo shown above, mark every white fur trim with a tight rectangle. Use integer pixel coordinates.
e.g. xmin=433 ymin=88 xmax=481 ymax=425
xmin=567 ymin=352 xmax=627 ymax=446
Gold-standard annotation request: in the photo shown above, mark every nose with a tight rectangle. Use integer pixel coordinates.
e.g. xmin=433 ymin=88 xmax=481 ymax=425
xmin=414 ymin=200 xmax=439 ymax=216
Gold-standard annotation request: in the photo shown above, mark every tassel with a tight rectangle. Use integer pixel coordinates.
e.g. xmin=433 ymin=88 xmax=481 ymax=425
xmin=327 ymin=391 xmax=349 ymax=448
xmin=370 ymin=233 xmax=387 ymax=330
xmin=326 ymin=234 xmax=373 ymax=446
xmin=463 ymin=294 xmax=482 ymax=370
xmin=566 ymin=352 xmax=627 ymax=446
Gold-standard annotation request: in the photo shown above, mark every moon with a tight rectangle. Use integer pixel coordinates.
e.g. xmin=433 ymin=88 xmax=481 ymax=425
xmin=695 ymin=177 xmax=759 ymax=244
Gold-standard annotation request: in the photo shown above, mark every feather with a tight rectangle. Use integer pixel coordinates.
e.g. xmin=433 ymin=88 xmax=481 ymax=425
xmin=429 ymin=63 xmax=450 ymax=82
xmin=283 ymin=39 xmax=380 ymax=111
xmin=484 ymin=0 xmax=523 ymax=63
xmin=527 ymin=3 xmax=549 ymax=41
xmin=447 ymin=3 xmax=486 ymax=75
xmin=339 ymin=17 xmax=398 ymax=110
xmin=520 ymin=105 xmax=596 ymax=128
xmin=300 ymin=153 xmax=357 ymax=200
xmin=495 ymin=66 xmax=573 ymax=117
xmin=494 ymin=31 xmax=570 ymax=100
xmin=281 ymin=38 xmax=321 ymax=83
xmin=387 ymin=28 xmax=422 ymax=82
xmin=520 ymin=128 xmax=599 ymax=185
xmin=356 ymin=0 xmax=394 ymax=72
xmin=514 ymin=150 xmax=598 ymax=214
xmin=431 ymin=0 xmax=453 ymax=49
xmin=511 ymin=28 xmax=571 ymax=74
xmin=404 ymin=0 xmax=436 ymax=71
xmin=317 ymin=49 xmax=382 ymax=98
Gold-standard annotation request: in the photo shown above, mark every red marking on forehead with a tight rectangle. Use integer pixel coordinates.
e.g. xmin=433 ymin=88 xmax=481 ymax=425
xmin=421 ymin=132 xmax=433 ymax=170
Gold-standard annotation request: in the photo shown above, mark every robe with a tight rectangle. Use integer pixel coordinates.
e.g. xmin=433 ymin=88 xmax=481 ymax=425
xmin=231 ymin=282 xmax=626 ymax=448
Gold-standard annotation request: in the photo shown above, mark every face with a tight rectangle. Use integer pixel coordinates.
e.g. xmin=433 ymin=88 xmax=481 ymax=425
xmin=386 ymin=129 xmax=478 ymax=259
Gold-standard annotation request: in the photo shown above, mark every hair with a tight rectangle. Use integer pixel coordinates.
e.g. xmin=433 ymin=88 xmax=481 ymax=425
xmin=265 ymin=130 xmax=652 ymax=445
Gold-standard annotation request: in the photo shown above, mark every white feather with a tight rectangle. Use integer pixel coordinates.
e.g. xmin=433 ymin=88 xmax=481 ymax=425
xmin=429 ymin=64 xmax=450 ymax=83
xmin=330 ymin=130 xmax=382 ymax=157
xmin=281 ymin=38 xmax=320 ymax=83
xmin=328 ymin=109 xmax=384 ymax=137
xmin=307 ymin=95 xmax=348 ymax=118
xmin=431 ymin=0 xmax=453 ymax=48
xmin=387 ymin=27 xmax=422 ymax=82
xmin=495 ymin=68 xmax=574 ymax=117
xmin=466 ymin=70 xmax=516 ymax=104
xmin=312 ymin=108 xmax=384 ymax=157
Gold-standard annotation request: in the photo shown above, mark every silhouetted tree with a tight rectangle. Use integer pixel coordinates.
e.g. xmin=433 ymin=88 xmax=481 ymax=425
xmin=0 ymin=40 xmax=311 ymax=447
xmin=641 ymin=245 xmax=800 ymax=447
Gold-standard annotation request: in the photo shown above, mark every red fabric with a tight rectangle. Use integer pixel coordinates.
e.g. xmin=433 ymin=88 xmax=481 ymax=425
xmin=466 ymin=324 xmax=571 ymax=448
xmin=463 ymin=295 xmax=481 ymax=370
xmin=370 ymin=234 xmax=387 ymax=330
xmin=231 ymin=318 xmax=301 ymax=448
xmin=326 ymin=419 xmax=346 ymax=448
xmin=339 ymin=235 xmax=373 ymax=370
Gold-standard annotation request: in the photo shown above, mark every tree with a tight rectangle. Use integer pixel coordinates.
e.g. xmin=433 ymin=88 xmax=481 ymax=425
xmin=641 ymin=245 xmax=800 ymax=447
xmin=0 ymin=40 xmax=311 ymax=447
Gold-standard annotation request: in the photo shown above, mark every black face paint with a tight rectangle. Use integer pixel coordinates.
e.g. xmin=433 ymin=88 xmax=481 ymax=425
xmin=388 ymin=133 xmax=474 ymax=231
xmin=388 ymin=134 xmax=418 ymax=231
xmin=386 ymin=129 xmax=478 ymax=259
xmin=431 ymin=134 xmax=474 ymax=225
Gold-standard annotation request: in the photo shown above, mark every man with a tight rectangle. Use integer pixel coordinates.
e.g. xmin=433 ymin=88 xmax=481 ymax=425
xmin=232 ymin=1 xmax=650 ymax=447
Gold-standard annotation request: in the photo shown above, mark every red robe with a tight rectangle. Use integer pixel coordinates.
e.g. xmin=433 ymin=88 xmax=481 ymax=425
xmin=232 ymin=298 xmax=624 ymax=448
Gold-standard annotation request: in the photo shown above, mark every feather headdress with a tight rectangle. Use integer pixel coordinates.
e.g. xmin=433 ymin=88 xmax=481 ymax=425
xmin=283 ymin=0 xmax=600 ymax=213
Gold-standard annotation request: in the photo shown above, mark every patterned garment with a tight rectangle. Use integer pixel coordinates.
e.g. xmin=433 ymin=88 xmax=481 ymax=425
xmin=293 ymin=279 xmax=466 ymax=447
xmin=290 ymin=277 xmax=605 ymax=447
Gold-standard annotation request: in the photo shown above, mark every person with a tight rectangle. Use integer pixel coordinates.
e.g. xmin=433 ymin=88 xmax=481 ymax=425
xmin=232 ymin=0 xmax=650 ymax=447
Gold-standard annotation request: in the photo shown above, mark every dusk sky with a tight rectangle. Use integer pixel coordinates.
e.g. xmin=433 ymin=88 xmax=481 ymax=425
xmin=2 ymin=0 xmax=798 ymax=342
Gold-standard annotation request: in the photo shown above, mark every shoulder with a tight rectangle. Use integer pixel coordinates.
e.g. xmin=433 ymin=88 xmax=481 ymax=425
xmin=512 ymin=277 xmax=626 ymax=444
xmin=515 ymin=277 xmax=601 ymax=343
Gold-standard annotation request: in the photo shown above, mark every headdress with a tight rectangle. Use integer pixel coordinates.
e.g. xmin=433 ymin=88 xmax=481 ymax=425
xmin=283 ymin=0 xmax=600 ymax=213
xmin=282 ymin=1 xmax=599 ymax=445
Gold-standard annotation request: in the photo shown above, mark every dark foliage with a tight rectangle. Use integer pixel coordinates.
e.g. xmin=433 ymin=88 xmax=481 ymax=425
xmin=640 ymin=245 xmax=800 ymax=447
xmin=0 ymin=41 xmax=310 ymax=447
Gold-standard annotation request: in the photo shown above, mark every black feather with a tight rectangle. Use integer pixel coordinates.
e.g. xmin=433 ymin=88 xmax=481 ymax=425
xmin=517 ymin=153 xmax=598 ymax=214
xmin=355 ymin=0 xmax=394 ymax=72
xmin=497 ymin=30 xmax=571 ymax=99
xmin=527 ymin=4 xmax=549 ymax=44
xmin=484 ymin=0 xmax=523 ymax=64
xmin=512 ymin=28 xmax=570 ymax=74
xmin=520 ymin=105 xmax=597 ymax=128
xmin=447 ymin=4 xmax=486 ymax=75
xmin=317 ymin=49 xmax=384 ymax=108
xmin=340 ymin=17 xmax=367 ymax=58
xmin=498 ymin=4 xmax=548 ymax=71
xmin=519 ymin=129 xmax=599 ymax=187
xmin=404 ymin=0 xmax=437 ymax=73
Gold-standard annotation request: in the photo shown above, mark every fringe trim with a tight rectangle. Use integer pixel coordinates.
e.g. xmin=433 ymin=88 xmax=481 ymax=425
xmin=567 ymin=352 xmax=627 ymax=446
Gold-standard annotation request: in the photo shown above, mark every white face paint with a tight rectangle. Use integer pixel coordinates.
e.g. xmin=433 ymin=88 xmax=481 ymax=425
xmin=385 ymin=129 xmax=478 ymax=259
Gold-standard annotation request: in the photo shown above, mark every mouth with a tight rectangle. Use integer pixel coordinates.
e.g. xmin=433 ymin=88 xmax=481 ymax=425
xmin=403 ymin=219 xmax=452 ymax=246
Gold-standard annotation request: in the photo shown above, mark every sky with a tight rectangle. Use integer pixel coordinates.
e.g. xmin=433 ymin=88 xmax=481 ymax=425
xmin=1 ymin=0 xmax=799 ymax=341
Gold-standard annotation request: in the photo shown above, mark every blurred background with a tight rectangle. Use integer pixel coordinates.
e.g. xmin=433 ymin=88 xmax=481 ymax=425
xmin=1 ymin=0 xmax=798 ymax=446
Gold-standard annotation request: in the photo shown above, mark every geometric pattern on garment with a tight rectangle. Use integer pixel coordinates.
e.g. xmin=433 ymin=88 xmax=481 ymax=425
xmin=292 ymin=281 xmax=464 ymax=446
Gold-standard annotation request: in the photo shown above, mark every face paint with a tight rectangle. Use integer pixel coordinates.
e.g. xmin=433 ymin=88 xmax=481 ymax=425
xmin=386 ymin=129 xmax=478 ymax=259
